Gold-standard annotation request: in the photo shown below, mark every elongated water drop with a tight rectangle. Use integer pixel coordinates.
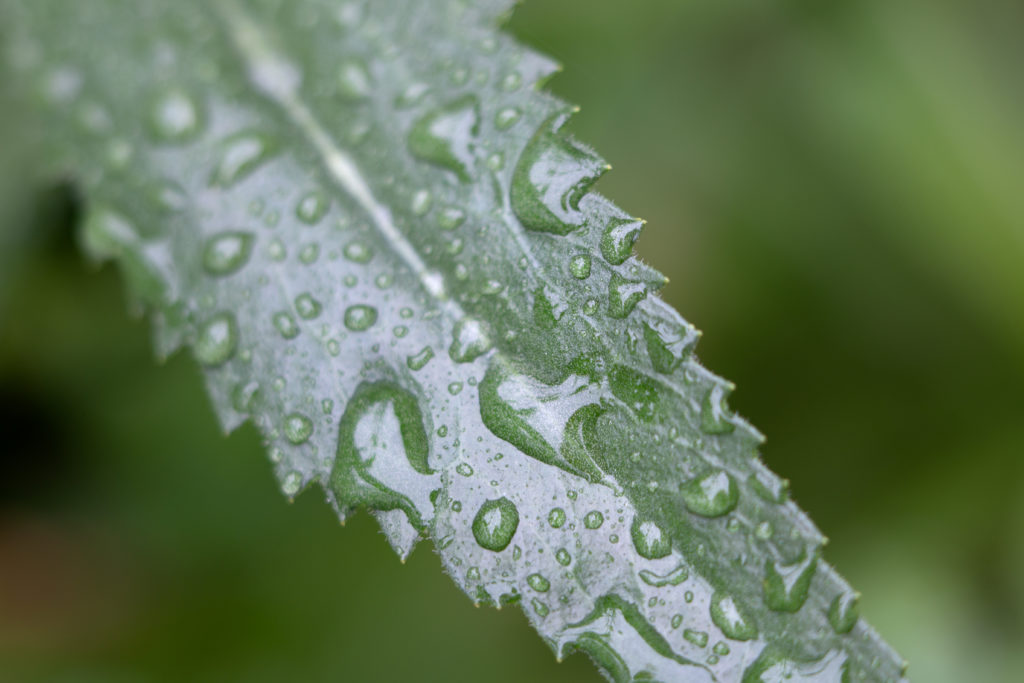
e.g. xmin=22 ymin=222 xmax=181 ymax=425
xmin=527 ymin=573 xmax=550 ymax=592
xmin=681 ymin=470 xmax=739 ymax=517
xmin=407 ymin=96 xmax=480 ymax=182
xmin=709 ymin=592 xmax=757 ymax=641
xmin=684 ymin=629 xmax=708 ymax=648
xmin=149 ymin=89 xmax=201 ymax=143
xmin=406 ymin=346 xmax=434 ymax=371
xmin=194 ymin=312 xmax=237 ymax=367
xmin=273 ymin=311 xmax=299 ymax=339
xmin=202 ymin=231 xmax=253 ymax=276
xmin=472 ymin=497 xmax=519 ymax=551
xmin=631 ymin=518 xmax=671 ymax=559
xmin=296 ymin=190 xmax=328 ymax=224
xmin=828 ymin=591 xmax=860 ymax=634
xmin=701 ymin=384 xmax=735 ymax=434
xmin=638 ymin=565 xmax=688 ymax=587
xmin=210 ymin=132 xmax=275 ymax=187
xmin=511 ymin=116 xmax=605 ymax=234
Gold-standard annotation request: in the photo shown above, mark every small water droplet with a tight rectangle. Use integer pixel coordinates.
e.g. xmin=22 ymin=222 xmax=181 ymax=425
xmin=639 ymin=565 xmax=688 ymax=587
xmin=408 ymin=96 xmax=480 ymax=182
xmin=202 ymin=231 xmax=254 ymax=276
xmin=232 ymin=381 xmax=261 ymax=413
xmin=531 ymin=598 xmax=549 ymax=618
xmin=210 ymin=132 xmax=275 ymax=187
xmin=494 ymin=107 xmax=521 ymax=130
xmin=713 ymin=642 xmax=730 ymax=656
xmin=299 ymin=243 xmax=320 ymax=264
xmin=500 ymin=72 xmax=522 ymax=91
xmin=284 ymin=413 xmax=313 ymax=444
xmin=755 ymin=521 xmax=773 ymax=540
xmin=344 ymin=305 xmax=377 ymax=331
xmin=456 ymin=463 xmax=474 ymax=477
xmin=466 ymin=566 xmax=481 ymax=581
xmin=410 ymin=189 xmax=432 ymax=216
xmin=527 ymin=573 xmax=550 ymax=592
xmin=337 ymin=58 xmax=372 ymax=99
xmin=583 ymin=510 xmax=604 ymax=529
xmin=472 ymin=497 xmax=519 ymax=551
xmin=555 ymin=548 xmax=572 ymax=566
xmin=764 ymin=551 xmax=818 ymax=613
xmin=681 ymin=470 xmax=739 ymax=517
xmin=294 ymin=293 xmax=322 ymax=320
xmin=149 ymin=89 xmax=201 ymax=143
xmin=194 ymin=312 xmax=238 ymax=366
xmin=343 ymin=240 xmax=373 ymax=263
xmin=282 ymin=471 xmax=302 ymax=496
xmin=273 ymin=311 xmax=299 ymax=339
xmin=671 ymin=614 xmax=684 ymax=629
xmin=397 ymin=82 xmax=430 ymax=108
xmin=631 ymin=518 xmax=671 ymax=559
xmin=296 ymin=190 xmax=328 ymax=224
xmin=569 ymin=254 xmax=591 ymax=279
xmin=438 ymin=206 xmax=466 ymax=230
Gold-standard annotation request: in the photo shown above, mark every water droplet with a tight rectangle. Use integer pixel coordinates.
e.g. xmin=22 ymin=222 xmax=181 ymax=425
xmin=294 ymin=293 xmax=322 ymax=320
xmin=202 ymin=231 xmax=254 ymax=276
xmin=500 ymin=72 xmax=521 ymax=91
xmin=671 ymin=614 xmax=684 ymax=629
xmin=555 ymin=548 xmax=572 ymax=566
xmin=713 ymin=642 xmax=730 ymax=656
xmin=643 ymin=318 xmax=698 ymax=374
xmin=449 ymin=318 xmax=492 ymax=363
xmin=456 ymin=463 xmax=474 ymax=477
xmin=284 ymin=413 xmax=313 ymax=444
xmin=681 ymin=470 xmax=739 ymax=517
xmin=639 ymin=565 xmax=688 ymax=587
xmin=607 ymin=273 xmax=647 ymax=319
xmin=232 ymin=381 xmax=261 ymax=413
xmin=267 ymin=239 xmax=287 ymax=262
xmin=393 ymin=325 xmax=408 ymax=338
xmin=701 ymin=384 xmax=735 ymax=434
xmin=828 ymin=591 xmax=859 ymax=634
xmin=600 ymin=217 xmax=643 ymax=265
xmin=408 ymin=96 xmax=480 ymax=182
xmin=410 ymin=189 xmax=432 ymax=216
xmin=495 ymin=107 xmax=521 ymax=130
xmin=447 ymin=382 xmax=463 ymax=396
xmin=273 ymin=311 xmax=299 ymax=339
xmin=344 ymin=305 xmax=377 ymax=331
xmin=397 ymin=82 xmax=429 ymax=108
xmin=406 ymin=346 xmax=434 ymax=371
xmin=282 ymin=471 xmax=302 ymax=496
xmin=764 ymin=551 xmax=818 ymax=613
xmin=511 ymin=116 xmax=605 ymax=234
xmin=194 ymin=312 xmax=238 ymax=366
xmin=466 ymin=566 xmax=481 ymax=581
xmin=210 ymin=132 xmax=275 ymax=187
xmin=296 ymin=190 xmax=328 ymax=224
xmin=337 ymin=58 xmax=372 ymax=99
xmin=684 ymin=629 xmax=709 ymax=648
xmin=343 ymin=240 xmax=373 ymax=263
xmin=149 ymin=89 xmax=201 ymax=143
xmin=437 ymin=206 xmax=466 ymax=230
xmin=569 ymin=254 xmax=591 ymax=279
xmin=531 ymin=598 xmax=549 ymax=618
xmin=471 ymin=497 xmax=519 ymax=551
xmin=299 ymin=243 xmax=320 ymax=264
xmin=710 ymin=592 xmax=758 ymax=641
xmin=631 ymin=518 xmax=671 ymax=559
xmin=748 ymin=471 xmax=789 ymax=504
xmin=583 ymin=510 xmax=604 ymax=529
xmin=547 ymin=507 xmax=566 ymax=528
xmin=527 ymin=573 xmax=550 ymax=592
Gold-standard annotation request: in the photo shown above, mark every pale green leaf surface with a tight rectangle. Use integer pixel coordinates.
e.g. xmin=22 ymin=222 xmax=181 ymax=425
xmin=0 ymin=1 xmax=906 ymax=680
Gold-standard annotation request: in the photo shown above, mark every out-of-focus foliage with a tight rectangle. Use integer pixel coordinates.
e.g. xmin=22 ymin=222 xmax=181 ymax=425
xmin=1 ymin=0 xmax=1021 ymax=681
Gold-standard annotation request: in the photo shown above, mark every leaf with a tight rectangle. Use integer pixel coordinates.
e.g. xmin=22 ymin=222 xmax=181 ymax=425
xmin=0 ymin=1 xmax=907 ymax=680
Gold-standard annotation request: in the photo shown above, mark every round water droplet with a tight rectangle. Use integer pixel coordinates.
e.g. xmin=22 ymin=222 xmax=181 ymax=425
xmin=500 ymin=72 xmax=522 ymax=92
xmin=710 ymin=592 xmax=757 ymax=641
xmin=284 ymin=413 xmax=313 ymax=444
xmin=548 ymin=507 xmax=566 ymax=528
xmin=495 ymin=107 xmax=521 ymax=130
xmin=631 ymin=517 xmax=671 ymax=559
xmin=232 ymin=381 xmax=261 ymax=413
xmin=438 ymin=206 xmax=466 ymax=230
xmin=671 ymin=614 xmax=684 ymax=629
xmin=296 ymin=190 xmax=328 ymax=224
xmin=149 ymin=89 xmax=201 ymax=143
xmin=681 ymin=470 xmax=739 ymax=517
xmin=343 ymin=240 xmax=373 ymax=263
xmin=531 ymin=598 xmax=549 ymax=618
xmin=337 ymin=58 xmax=372 ymax=99
xmin=527 ymin=573 xmax=550 ymax=592
xmin=194 ymin=312 xmax=238 ymax=366
xmin=294 ymin=293 xmax=322 ymax=320
xmin=713 ymin=642 xmax=730 ymax=656
xmin=407 ymin=96 xmax=480 ymax=182
xmin=273 ymin=311 xmax=299 ymax=339
xmin=202 ymin=231 xmax=254 ymax=277
xmin=299 ymin=243 xmax=320 ymax=264
xmin=569 ymin=254 xmax=591 ymax=279
xmin=282 ymin=471 xmax=302 ymax=496
xmin=449 ymin=317 xmax=492 ymax=363
xmin=410 ymin=189 xmax=432 ymax=216
xmin=555 ymin=548 xmax=571 ymax=566
xmin=344 ymin=305 xmax=377 ymax=331
xmin=471 ymin=497 xmax=519 ymax=551
xmin=583 ymin=510 xmax=604 ymax=529
xmin=456 ymin=463 xmax=474 ymax=477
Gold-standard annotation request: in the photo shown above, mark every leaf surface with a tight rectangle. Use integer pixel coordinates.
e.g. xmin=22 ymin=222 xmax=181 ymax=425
xmin=0 ymin=1 xmax=906 ymax=680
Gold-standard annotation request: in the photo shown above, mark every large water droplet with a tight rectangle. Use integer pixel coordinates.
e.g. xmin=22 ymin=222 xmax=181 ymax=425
xmin=631 ymin=518 xmax=671 ymax=559
xmin=344 ymin=305 xmax=378 ymax=331
xmin=681 ymin=470 xmax=739 ymax=517
xmin=828 ymin=591 xmax=859 ymax=634
xmin=194 ymin=312 xmax=238 ymax=366
xmin=764 ymin=551 xmax=818 ymax=612
xmin=511 ymin=116 xmax=605 ymax=234
xmin=643 ymin=318 xmax=698 ymax=374
xmin=449 ymin=317 xmax=492 ymax=363
xmin=284 ymin=413 xmax=313 ymax=444
xmin=149 ymin=89 xmax=201 ymax=143
xmin=709 ymin=592 xmax=757 ymax=641
xmin=527 ymin=573 xmax=550 ymax=592
xmin=210 ymin=132 xmax=275 ymax=187
xmin=701 ymin=384 xmax=735 ymax=434
xmin=600 ymin=217 xmax=643 ymax=265
xmin=584 ymin=510 xmax=604 ymax=529
xmin=406 ymin=346 xmax=434 ymax=371
xmin=471 ymin=497 xmax=519 ymax=551
xmin=407 ymin=96 xmax=480 ymax=182
xmin=202 ymin=231 xmax=254 ymax=276
xmin=607 ymin=273 xmax=647 ymax=319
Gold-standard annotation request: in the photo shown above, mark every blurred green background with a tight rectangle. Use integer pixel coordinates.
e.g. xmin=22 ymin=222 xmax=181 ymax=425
xmin=1 ymin=0 xmax=1022 ymax=680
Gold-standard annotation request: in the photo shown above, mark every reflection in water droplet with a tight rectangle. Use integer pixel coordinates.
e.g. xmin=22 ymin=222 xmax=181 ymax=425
xmin=710 ymin=592 xmax=758 ymax=641
xmin=631 ymin=518 xmax=671 ymax=559
xmin=194 ymin=312 xmax=237 ymax=366
xmin=471 ymin=497 xmax=519 ymax=551
xmin=449 ymin=318 xmax=492 ymax=363
xmin=511 ymin=116 xmax=605 ymax=234
xmin=210 ymin=132 xmax=275 ymax=187
xmin=284 ymin=413 xmax=313 ymax=444
xmin=607 ymin=273 xmax=647 ymax=319
xmin=149 ymin=89 xmax=201 ymax=143
xmin=202 ymin=232 xmax=253 ymax=276
xmin=344 ymin=305 xmax=377 ymax=331
xmin=408 ymin=96 xmax=480 ymax=182
xmin=681 ymin=470 xmax=739 ymax=517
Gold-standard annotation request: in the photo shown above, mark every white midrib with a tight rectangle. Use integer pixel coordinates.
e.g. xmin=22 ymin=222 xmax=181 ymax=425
xmin=217 ymin=0 xmax=465 ymax=324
